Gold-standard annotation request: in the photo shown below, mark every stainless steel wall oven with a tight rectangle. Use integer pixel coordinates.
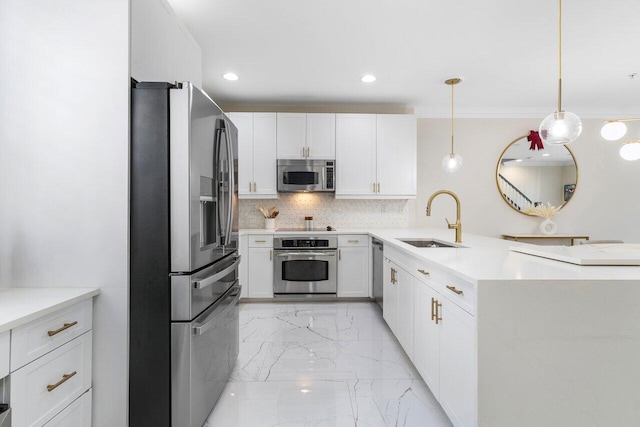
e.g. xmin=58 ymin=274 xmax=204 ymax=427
xmin=273 ymin=236 xmax=337 ymax=295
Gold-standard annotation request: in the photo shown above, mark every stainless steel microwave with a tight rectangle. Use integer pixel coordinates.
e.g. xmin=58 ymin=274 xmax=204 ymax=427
xmin=277 ymin=159 xmax=335 ymax=192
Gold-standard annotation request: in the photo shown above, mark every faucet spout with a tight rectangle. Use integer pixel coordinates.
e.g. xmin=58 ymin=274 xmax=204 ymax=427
xmin=425 ymin=190 xmax=462 ymax=243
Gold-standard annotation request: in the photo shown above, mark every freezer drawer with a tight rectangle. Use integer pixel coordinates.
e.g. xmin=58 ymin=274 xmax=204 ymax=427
xmin=171 ymin=254 xmax=240 ymax=321
xmin=171 ymin=283 xmax=240 ymax=427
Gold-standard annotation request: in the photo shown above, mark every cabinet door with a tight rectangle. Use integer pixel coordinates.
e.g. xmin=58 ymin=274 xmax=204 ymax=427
xmin=337 ymin=246 xmax=370 ymax=297
xmin=248 ymin=247 xmax=274 ymax=298
xmin=376 ymin=115 xmax=417 ymax=197
xmin=229 ymin=113 xmax=254 ymax=197
xmin=396 ymin=267 xmax=415 ymax=359
xmin=335 ymin=114 xmax=377 ymax=197
xmin=276 ymin=113 xmax=306 ymax=159
xmin=252 ymin=113 xmax=277 ymax=197
xmin=382 ymin=258 xmax=398 ymax=334
xmin=306 ymin=113 xmax=335 ymax=159
xmin=414 ymin=280 xmax=441 ymax=397
xmin=440 ymin=300 xmax=476 ymax=427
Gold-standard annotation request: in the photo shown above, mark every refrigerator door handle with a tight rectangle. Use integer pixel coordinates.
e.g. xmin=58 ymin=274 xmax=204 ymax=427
xmin=192 ymin=255 xmax=241 ymax=289
xmin=223 ymin=121 xmax=235 ymax=245
xmin=192 ymin=283 xmax=241 ymax=335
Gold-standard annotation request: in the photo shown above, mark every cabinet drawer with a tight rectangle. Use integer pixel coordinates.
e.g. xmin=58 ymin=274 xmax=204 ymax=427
xmin=384 ymin=245 xmax=417 ymax=273
xmin=338 ymin=235 xmax=368 ymax=247
xmin=11 ymin=300 xmax=92 ymax=371
xmin=11 ymin=332 xmax=92 ymax=427
xmin=248 ymin=235 xmax=273 ymax=248
xmin=0 ymin=331 xmax=8 ymax=378
xmin=43 ymin=389 xmax=92 ymax=427
xmin=413 ymin=261 xmax=476 ymax=316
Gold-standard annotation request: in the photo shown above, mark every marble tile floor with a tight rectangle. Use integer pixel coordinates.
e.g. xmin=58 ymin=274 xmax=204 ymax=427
xmin=205 ymin=301 xmax=453 ymax=427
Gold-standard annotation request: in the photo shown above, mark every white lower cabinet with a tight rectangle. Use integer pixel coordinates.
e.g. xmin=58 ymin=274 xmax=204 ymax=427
xmin=43 ymin=389 xmax=92 ymax=427
xmin=246 ymin=235 xmax=274 ymax=298
xmin=337 ymin=235 xmax=370 ymax=297
xmin=414 ymin=280 xmax=441 ymax=394
xmin=382 ymin=257 xmax=414 ymax=358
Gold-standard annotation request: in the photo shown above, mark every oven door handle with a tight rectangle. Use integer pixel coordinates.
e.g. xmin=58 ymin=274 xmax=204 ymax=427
xmin=192 ymin=255 xmax=241 ymax=289
xmin=275 ymin=252 xmax=335 ymax=257
xmin=192 ymin=282 xmax=241 ymax=335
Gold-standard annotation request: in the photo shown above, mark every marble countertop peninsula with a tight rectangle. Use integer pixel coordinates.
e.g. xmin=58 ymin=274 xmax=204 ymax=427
xmin=0 ymin=287 xmax=100 ymax=333
xmin=240 ymin=227 xmax=640 ymax=284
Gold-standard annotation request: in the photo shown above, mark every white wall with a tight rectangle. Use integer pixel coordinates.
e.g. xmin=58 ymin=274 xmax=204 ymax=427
xmin=0 ymin=2 xmax=129 ymax=427
xmin=415 ymin=118 xmax=640 ymax=242
xmin=131 ymin=0 xmax=202 ymax=87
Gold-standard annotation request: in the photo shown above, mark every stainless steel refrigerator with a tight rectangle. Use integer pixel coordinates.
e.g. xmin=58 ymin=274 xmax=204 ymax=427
xmin=130 ymin=81 xmax=240 ymax=427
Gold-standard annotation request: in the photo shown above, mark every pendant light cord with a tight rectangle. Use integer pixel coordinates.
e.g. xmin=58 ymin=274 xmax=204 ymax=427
xmin=557 ymin=0 xmax=563 ymax=113
xmin=451 ymin=81 xmax=455 ymax=155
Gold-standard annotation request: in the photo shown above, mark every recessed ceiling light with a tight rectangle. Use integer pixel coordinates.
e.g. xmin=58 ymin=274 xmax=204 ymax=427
xmin=361 ymin=74 xmax=376 ymax=83
xmin=542 ymin=153 xmax=551 ymax=157
xmin=515 ymin=159 xmax=523 ymax=162
xmin=222 ymin=72 xmax=239 ymax=81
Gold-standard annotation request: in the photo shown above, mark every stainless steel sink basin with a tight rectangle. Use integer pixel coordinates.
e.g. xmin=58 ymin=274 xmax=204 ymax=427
xmin=398 ymin=238 xmax=464 ymax=248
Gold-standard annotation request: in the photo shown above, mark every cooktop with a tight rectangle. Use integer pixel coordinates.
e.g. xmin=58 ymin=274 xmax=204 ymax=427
xmin=275 ymin=226 xmax=337 ymax=232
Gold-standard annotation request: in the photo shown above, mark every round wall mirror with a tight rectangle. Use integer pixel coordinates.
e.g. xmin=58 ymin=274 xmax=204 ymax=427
xmin=496 ymin=134 xmax=578 ymax=214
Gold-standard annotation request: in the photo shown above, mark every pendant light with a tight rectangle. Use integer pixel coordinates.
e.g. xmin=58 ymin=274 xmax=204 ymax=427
xmin=442 ymin=78 xmax=463 ymax=173
xmin=539 ymin=0 xmax=582 ymax=145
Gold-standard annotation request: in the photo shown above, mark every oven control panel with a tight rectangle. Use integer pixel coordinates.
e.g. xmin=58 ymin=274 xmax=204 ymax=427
xmin=274 ymin=236 xmax=338 ymax=250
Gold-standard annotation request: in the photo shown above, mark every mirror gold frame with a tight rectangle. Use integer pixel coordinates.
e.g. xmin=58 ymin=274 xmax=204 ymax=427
xmin=496 ymin=134 xmax=579 ymax=215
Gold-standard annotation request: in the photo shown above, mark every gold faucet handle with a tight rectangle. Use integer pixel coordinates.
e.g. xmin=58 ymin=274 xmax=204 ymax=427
xmin=445 ymin=218 xmax=458 ymax=229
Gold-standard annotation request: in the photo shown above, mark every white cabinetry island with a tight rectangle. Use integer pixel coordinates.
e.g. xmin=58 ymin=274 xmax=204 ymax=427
xmin=371 ymin=229 xmax=640 ymax=427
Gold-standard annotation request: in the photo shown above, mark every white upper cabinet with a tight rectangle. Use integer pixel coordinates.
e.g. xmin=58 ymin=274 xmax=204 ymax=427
xmin=229 ymin=112 xmax=277 ymax=199
xmin=277 ymin=113 xmax=336 ymax=159
xmin=336 ymin=114 xmax=416 ymax=199
xmin=306 ymin=113 xmax=336 ymax=159
xmin=335 ymin=114 xmax=377 ymax=197
xmin=376 ymin=115 xmax=417 ymax=197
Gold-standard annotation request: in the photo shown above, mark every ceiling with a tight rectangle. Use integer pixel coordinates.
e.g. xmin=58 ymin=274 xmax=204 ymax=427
xmin=167 ymin=0 xmax=640 ymax=116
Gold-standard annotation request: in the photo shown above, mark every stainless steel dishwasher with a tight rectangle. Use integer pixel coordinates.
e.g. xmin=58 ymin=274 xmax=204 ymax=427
xmin=372 ymin=238 xmax=384 ymax=309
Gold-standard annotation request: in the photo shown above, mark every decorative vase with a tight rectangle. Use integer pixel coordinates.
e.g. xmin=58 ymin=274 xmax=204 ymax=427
xmin=265 ymin=218 xmax=275 ymax=229
xmin=539 ymin=218 xmax=557 ymax=235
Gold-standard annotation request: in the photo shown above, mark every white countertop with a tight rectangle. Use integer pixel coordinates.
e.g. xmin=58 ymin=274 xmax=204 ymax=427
xmin=0 ymin=287 xmax=100 ymax=333
xmin=240 ymin=227 xmax=640 ymax=284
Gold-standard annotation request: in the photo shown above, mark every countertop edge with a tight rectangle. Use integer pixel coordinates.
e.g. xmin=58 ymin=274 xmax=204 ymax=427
xmin=0 ymin=287 xmax=100 ymax=334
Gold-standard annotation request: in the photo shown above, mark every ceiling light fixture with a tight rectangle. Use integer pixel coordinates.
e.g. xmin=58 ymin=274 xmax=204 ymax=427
xmin=222 ymin=72 xmax=239 ymax=81
xmin=539 ymin=0 xmax=582 ymax=145
xmin=361 ymin=74 xmax=376 ymax=83
xmin=441 ymin=77 xmax=463 ymax=173
xmin=600 ymin=118 xmax=640 ymax=161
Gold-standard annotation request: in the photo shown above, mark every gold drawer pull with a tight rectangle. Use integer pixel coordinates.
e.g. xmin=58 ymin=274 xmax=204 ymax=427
xmin=47 ymin=371 xmax=77 ymax=392
xmin=48 ymin=321 xmax=78 ymax=337
xmin=347 ymin=240 xmax=359 ymax=243
xmin=254 ymin=240 xmax=266 ymax=243
xmin=446 ymin=285 xmax=463 ymax=295
xmin=417 ymin=269 xmax=430 ymax=276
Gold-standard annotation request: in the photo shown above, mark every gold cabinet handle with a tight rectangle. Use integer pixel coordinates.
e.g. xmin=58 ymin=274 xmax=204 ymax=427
xmin=307 ymin=147 xmax=310 ymax=157
xmin=377 ymin=182 xmax=380 ymax=193
xmin=249 ymin=182 xmax=252 ymax=192
xmin=446 ymin=285 xmax=463 ymax=295
xmin=347 ymin=240 xmax=359 ymax=243
xmin=431 ymin=297 xmax=436 ymax=321
xmin=390 ymin=268 xmax=397 ymax=284
xmin=270 ymin=250 xmax=272 ymax=261
xmin=255 ymin=240 xmax=266 ymax=243
xmin=417 ymin=269 xmax=430 ymax=276
xmin=338 ymin=249 xmax=342 ymax=261
xmin=47 ymin=371 xmax=77 ymax=392
xmin=48 ymin=321 xmax=78 ymax=337
xmin=373 ymin=182 xmax=376 ymax=193
xmin=253 ymin=182 xmax=257 ymax=192
xmin=435 ymin=299 xmax=442 ymax=324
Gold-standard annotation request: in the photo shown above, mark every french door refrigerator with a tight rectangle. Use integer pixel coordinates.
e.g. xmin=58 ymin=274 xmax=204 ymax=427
xmin=130 ymin=81 xmax=240 ymax=427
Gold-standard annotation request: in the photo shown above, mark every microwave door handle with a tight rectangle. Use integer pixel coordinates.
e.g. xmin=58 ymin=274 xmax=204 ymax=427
xmin=192 ymin=255 xmax=241 ymax=289
xmin=192 ymin=283 xmax=241 ymax=335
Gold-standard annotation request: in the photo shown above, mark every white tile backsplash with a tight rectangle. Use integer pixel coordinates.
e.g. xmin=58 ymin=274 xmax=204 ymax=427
xmin=239 ymin=193 xmax=411 ymax=229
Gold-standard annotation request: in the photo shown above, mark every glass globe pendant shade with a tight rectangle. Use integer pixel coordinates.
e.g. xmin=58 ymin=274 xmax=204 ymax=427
xmin=619 ymin=142 xmax=640 ymax=161
xmin=539 ymin=111 xmax=583 ymax=145
xmin=600 ymin=121 xmax=627 ymax=141
xmin=442 ymin=153 xmax=463 ymax=173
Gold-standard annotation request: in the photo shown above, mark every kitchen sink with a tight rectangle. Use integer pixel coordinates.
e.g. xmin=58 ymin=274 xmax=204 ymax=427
xmin=397 ymin=238 xmax=464 ymax=248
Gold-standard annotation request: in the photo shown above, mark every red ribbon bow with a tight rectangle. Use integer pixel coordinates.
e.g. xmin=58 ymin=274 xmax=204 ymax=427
xmin=528 ymin=130 xmax=544 ymax=151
